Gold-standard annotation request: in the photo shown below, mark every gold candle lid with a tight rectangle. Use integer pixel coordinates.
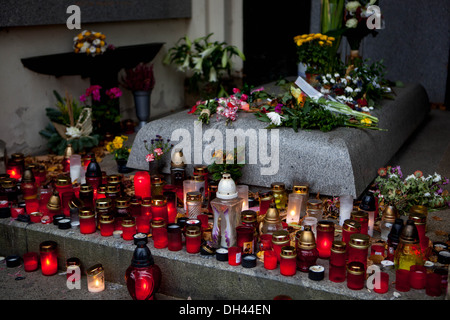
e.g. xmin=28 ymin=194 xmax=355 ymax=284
xmin=86 ymin=264 xmax=104 ymax=276
xmin=115 ymin=197 xmax=130 ymax=208
xmin=1 ymin=178 xmax=17 ymax=188
xmin=97 ymin=185 xmax=107 ymax=194
xmin=22 ymin=168 xmax=35 ymax=183
xmin=79 ymin=207 xmax=95 ymax=219
xmin=55 ymin=175 xmax=71 ymax=186
xmin=106 ymin=184 xmax=120 ymax=193
xmin=185 ymin=225 xmax=201 ymax=237
xmin=408 ymin=212 xmax=426 ymax=225
xmin=351 ymin=210 xmax=368 ymax=221
xmin=349 ymin=233 xmax=370 ymax=249
xmin=292 ymin=183 xmax=309 ymax=195
xmin=241 ymin=210 xmax=257 ymax=223
xmin=186 ymin=191 xmax=202 ymax=202
xmin=151 ymin=217 xmax=166 ymax=228
xmin=47 ymin=191 xmax=61 ymax=210
xmin=317 ymin=220 xmax=335 ymax=232
xmin=347 ymin=261 xmax=365 ymax=275
xmin=141 ymin=197 xmax=152 ymax=207
xmin=68 ymin=196 xmax=84 ymax=209
xmin=96 ymin=198 xmax=112 ymax=209
xmin=122 ymin=217 xmax=136 ymax=227
xmin=382 ymin=204 xmax=398 ymax=222
xmin=259 ymin=192 xmax=273 ymax=201
xmin=271 ymin=182 xmax=285 ymax=191
xmin=297 ymin=226 xmax=317 ymax=250
xmin=130 ymin=197 xmax=142 ymax=206
xmin=343 ymin=219 xmax=361 ymax=233
xmin=280 ymin=246 xmax=297 ymax=259
xmin=11 ymin=152 xmax=24 ymax=161
xmin=39 ymin=240 xmax=57 ymax=252
xmin=272 ymin=230 xmax=290 ymax=244
xmin=66 ymin=257 xmax=81 ymax=267
xmin=193 ymin=165 xmax=208 ymax=174
xmin=63 ymin=144 xmax=74 ymax=159
xmin=151 ymin=195 xmax=167 ymax=206
xmin=264 ymin=205 xmax=281 ymax=223
xmin=79 ymin=184 xmax=93 ymax=193
xmin=99 ymin=214 xmax=114 ymax=224
xmin=107 ymin=174 xmax=121 ymax=184
xmin=331 ymin=240 xmax=347 ymax=253
xmin=151 ymin=175 xmax=164 ymax=185
xmin=192 ymin=174 xmax=205 ymax=182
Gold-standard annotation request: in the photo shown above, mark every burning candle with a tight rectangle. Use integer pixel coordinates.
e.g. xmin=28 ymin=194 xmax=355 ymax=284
xmin=79 ymin=207 xmax=96 ymax=234
xmin=130 ymin=197 xmax=142 ymax=217
xmin=286 ymin=193 xmax=304 ymax=225
xmin=23 ymin=252 xmax=39 ymax=272
xmin=134 ymin=171 xmax=151 ymax=199
xmin=185 ymin=225 xmax=201 ymax=254
xmin=280 ymin=246 xmax=297 ymax=276
xmin=263 ymin=250 xmax=277 ymax=270
xmin=163 ymin=190 xmax=177 ymax=224
xmin=316 ymin=220 xmax=335 ymax=259
xmin=151 ymin=196 xmax=169 ymax=222
xmin=86 ymin=264 xmax=105 ymax=293
xmin=258 ymin=192 xmax=273 ymax=217
xmin=6 ymin=162 xmax=21 ymax=181
xmin=141 ymin=197 xmax=152 ymax=219
xmin=136 ymin=216 xmax=151 ymax=234
xmin=122 ymin=217 xmax=137 ymax=241
xmin=236 ymin=185 xmax=249 ymax=211
xmin=39 ymin=241 xmax=58 ymax=276
xmin=151 ymin=217 xmax=168 ymax=249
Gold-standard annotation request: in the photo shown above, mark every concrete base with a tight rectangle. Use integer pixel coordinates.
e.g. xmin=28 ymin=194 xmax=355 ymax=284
xmin=1 ymin=215 xmax=447 ymax=300
xmin=127 ymin=83 xmax=430 ymax=198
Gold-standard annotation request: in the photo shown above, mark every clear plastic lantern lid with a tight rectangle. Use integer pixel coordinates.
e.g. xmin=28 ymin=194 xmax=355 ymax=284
xmin=216 ymin=173 xmax=238 ymax=200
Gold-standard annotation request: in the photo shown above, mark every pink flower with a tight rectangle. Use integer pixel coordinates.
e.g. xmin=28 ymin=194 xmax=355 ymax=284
xmin=240 ymin=94 xmax=248 ymax=101
xmin=80 ymin=94 xmax=87 ymax=103
xmin=106 ymin=87 xmax=122 ymax=99
xmin=145 ymin=153 xmax=155 ymax=162
xmin=154 ymin=148 xmax=163 ymax=156
xmin=232 ymin=88 xmax=240 ymax=94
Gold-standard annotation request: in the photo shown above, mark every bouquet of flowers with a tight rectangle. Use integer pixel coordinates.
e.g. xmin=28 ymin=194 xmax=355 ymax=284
xmin=293 ymin=33 xmax=339 ymax=74
xmin=374 ymin=166 xmax=450 ymax=214
xmin=144 ymin=135 xmax=173 ymax=163
xmin=120 ymin=63 xmax=156 ymax=92
xmin=106 ymin=135 xmax=131 ymax=160
xmin=73 ymin=30 xmax=108 ymax=56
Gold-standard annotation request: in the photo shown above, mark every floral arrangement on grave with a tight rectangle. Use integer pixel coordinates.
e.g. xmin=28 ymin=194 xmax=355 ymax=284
xmin=293 ymin=33 xmax=341 ymax=76
xmin=120 ymin=63 xmax=156 ymax=92
xmin=188 ymin=86 xmax=269 ymax=125
xmin=374 ymin=166 xmax=450 ymax=214
xmin=342 ymin=0 xmax=380 ymax=57
xmin=314 ymin=59 xmax=396 ymax=111
xmin=106 ymin=135 xmax=131 ymax=160
xmin=80 ymin=85 xmax=123 ymax=134
xmin=73 ymin=30 xmax=108 ymax=56
xmin=39 ymin=90 xmax=100 ymax=155
xmin=207 ymin=148 xmax=245 ymax=182
xmin=163 ymin=33 xmax=246 ymax=99
xmin=254 ymin=79 xmax=382 ymax=132
xmin=144 ymin=135 xmax=174 ymax=174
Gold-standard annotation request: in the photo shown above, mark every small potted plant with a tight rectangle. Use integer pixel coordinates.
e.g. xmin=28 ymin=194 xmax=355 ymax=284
xmin=144 ymin=135 xmax=174 ymax=175
xmin=120 ymin=63 xmax=156 ymax=131
xmin=106 ymin=135 xmax=132 ymax=173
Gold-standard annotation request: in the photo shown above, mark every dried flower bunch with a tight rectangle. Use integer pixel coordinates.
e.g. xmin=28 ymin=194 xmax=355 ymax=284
xmin=120 ymin=63 xmax=156 ymax=92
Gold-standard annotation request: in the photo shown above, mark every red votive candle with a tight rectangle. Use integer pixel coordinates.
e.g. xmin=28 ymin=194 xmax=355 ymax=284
xmin=136 ymin=216 xmax=151 ymax=234
xmin=163 ymin=191 xmax=177 ymax=224
xmin=373 ymin=271 xmax=389 ymax=294
xmin=30 ymin=211 xmax=43 ymax=223
xmin=150 ymin=196 xmax=168 ymax=222
xmin=185 ymin=226 xmax=201 ymax=254
xmin=272 ymin=230 xmax=290 ymax=262
xmin=370 ymin=242 xmax=386 ymax=258
xmin=99 ymin=214 xmax=115 ymax=237
xmin=409 ymin=265 xmax=427 ymax=289
xmin=330 ymin=241 xmax=347 ymax=267
xmin=197 ymin=214 xmax=209 ymax=230
xmin=79 ymin=208 xmax=96 ymax=234
xmin=134 ymin=171 xmax=151 ymax=199
xmin=122 ymin=217 xmax=137 ymax=241
xmin=25 ymin=199 xmax=40 ymax=215
xmin=39 ymin=241 xmax=58 ymax=276
xmin=11 ymin=206 xmax=24 ymax=218
xmin=236 ymin=226 xmax=254 ymax=254
xmin=228 ymin=246 xmax=242 ymax=266
xmin=348 ymin=233 xmax=370 ymax=270
xmin=259 ymin=193 xmax=273 ymax=217
xmin=259 ymin=234 xmax=273 ymax=251
xmin=23 ymin=252 xmax=39 ymax=272
xmin=167 ymin=223 xmax=183 ymax=251
xmin=264 ymin=250 xmax=277 ymax=270
xmin=280 ymin=246 xmax=297 ymax=276
xmin=351 ymin=211 xmax=369 ymax=235
xmin=316 ymin=220 xmax=335 ymax=259
xmin=151 ymin=218 xmax=168 ymax=249
xmin=141 ymin=197 xmax=152 ymax=219
xmin=6 ymin=163 xmax=21 ymax=180
xmin=347 ymin=261 xmax=365 ymax=291
xmin=395 ymin=269 xmax=411 ymax=292
xmin=329 ymin=265 xmax=346 ymax=283
xmin=409 ymin=213 xmax=428 ymax=253
xmin=426 ymin=272 xmax=442 ymax=297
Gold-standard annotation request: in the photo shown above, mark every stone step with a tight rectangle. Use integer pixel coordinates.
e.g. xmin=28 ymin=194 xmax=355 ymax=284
xmin=0 ymin=218 xmax=446 ymax=300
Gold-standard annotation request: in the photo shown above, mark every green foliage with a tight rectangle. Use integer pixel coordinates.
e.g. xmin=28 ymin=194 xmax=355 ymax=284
xmin=207 ymin=148 xmax=245 ymax=182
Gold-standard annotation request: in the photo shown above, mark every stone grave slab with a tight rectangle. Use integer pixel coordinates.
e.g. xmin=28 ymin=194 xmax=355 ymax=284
xmin=127 ymin=83 xmax=430 ymax=198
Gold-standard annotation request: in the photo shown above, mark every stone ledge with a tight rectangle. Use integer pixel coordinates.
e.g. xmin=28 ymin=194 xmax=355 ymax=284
xmin=127 ymin=83 xmax=430 ymax=198
xmin=0 ymin=217 xmax=446 ymax=300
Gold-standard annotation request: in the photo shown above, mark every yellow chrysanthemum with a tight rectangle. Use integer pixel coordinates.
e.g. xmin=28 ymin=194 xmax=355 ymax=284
xmin=84 ymin=31 xmax=91 ymax=36
xmin=320 ymin=35 xmax=328 ymax=41
xmin=77 ymin=34 xmax=83 ymax=40
xmin=326 ymin=40 xmax=333 ymax=46
xmin=361 ymin=118 xmax=372 ymax=126
xmin=318 ymin=41 xmax=324 ymax=46
xmin=301 ymin=34 xmax=309 ymax=39
xmin=314 ymin=34 xmax=322 ymax=39
xmin=328 ymin=36 xmax=335 ymax=41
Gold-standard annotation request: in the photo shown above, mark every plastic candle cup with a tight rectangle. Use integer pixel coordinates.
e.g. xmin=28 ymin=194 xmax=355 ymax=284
xmin=122 ymin=217 xmax=137 ymax=241
xmin=351 ymin=211 xmax=369 ymax=235
xmin=228 ymin=246 xmax=242 ymax=266
xmin=23 ymin=252 xmax=39 ymax=272
xmin=272 ymin=230 xmax=290 ymax=262
xmin=302 ymin=217 xmax=318 ymax=236
xmin=316 ymin=220 xmax=335 ymax=259
xmin=395 ymin=269 xmax=411 ymax=292
xmin=197 ymin=214 xmax=209 ymax=231
xmin=329 ymin=265 xmax=346 ymax=283
xmin=39 ymin=241 xmax=58 ymax=276
xmin=136 ymin=216 xmax=151 ymax=234
xmin=163 ymin=191 xmax=177 ymax=224
xmin=236 ymin=226 xmax=254 ymax=254
xmin=185 ymin=226 xmax=202 ymax=254
xmin=338 ymin=195 xmax=353 ymax=226
xmin=264 ymin=250 xmax=277 ymax=270
xmin=79 ymin=208 xmax=96 ymax=234
xmin=167 ymin=223 xmax=183 ymax=252
xmin=259 ymin=234 xmax=273 ymax=252
xmin=150 ymin=196 xmax=168 ymax=222
xmin=348 ymin=233 xmax=370 ymax=270
xmin=258 ymin=192 xmax=273 ymax=217
xmin=346 ymin=261 xmax=365 ymax=291
xmin=425 ymin=272 xmax=442 ymax=297
xmin=280 ymin=246 xmax=297 ymax=276
xmin=133 ymin=171 xmax=151 ymax=199
xmin=151 ymin=218 xmax=168 ymax=249
xmin=99 ymin=214 xmax=115 ymax=237
xmin=236 ymin=185 xmax=249 ymax=211
xmin=409 ymin=265 xmax=427 ymax=289
xmin=141 ymin=197 xmax=152 ymax=219
xmin=330 ymin=241 xmax=347 ymax=267
xmin=286 ymin=193 xmax=303 ymax=225
xmin=373 ymin=271 xmax=389 ymax=294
